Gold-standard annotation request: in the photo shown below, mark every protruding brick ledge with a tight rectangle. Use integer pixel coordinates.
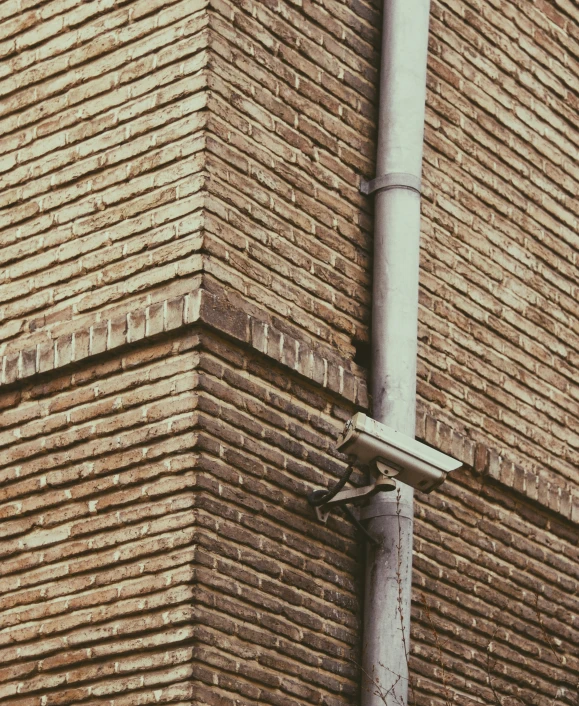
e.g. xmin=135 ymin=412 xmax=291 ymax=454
xmin=415 ymin=406 xmax=579 ymax=525
xmin=0 ymin=279 xmax=369 ymax=408
xmin=1 ymin=280 xmax=577 ymax=524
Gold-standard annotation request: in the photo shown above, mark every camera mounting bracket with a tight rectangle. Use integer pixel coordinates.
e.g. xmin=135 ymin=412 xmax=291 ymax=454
xmin=313 ymin=475 xmax=396 ymax=523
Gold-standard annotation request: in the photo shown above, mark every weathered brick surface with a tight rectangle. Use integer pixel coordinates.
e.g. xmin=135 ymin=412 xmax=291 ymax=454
xmin=196 ymin=334 xmax=579 ymax=706
xmin=2 ymin=0 xmax=577 ymax=500
xmin=419 ymin=0 xmax=579 ymax=490
xmin=0 ymin=330 xmax=364 ymax=705
xmin=1 ymin=330 xmax=577 ymax=705
xmin=0 ymin=333 xmax=201 ymax=705
xmin=412 ymin=473 xmax=579 ymax=706
xmin=0 ymin=0 xmax=209 ymax=358
xmin=1 ymin=0 xmax=579 ymax=704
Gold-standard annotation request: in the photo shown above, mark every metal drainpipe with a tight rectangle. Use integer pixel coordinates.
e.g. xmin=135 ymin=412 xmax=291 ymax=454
xmin=360 ymin=1 xmax=431 ymax=705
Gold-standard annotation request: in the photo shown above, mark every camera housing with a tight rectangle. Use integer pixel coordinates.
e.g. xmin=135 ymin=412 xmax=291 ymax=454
xmin=336 ymin=413 xmax=462 ymax=493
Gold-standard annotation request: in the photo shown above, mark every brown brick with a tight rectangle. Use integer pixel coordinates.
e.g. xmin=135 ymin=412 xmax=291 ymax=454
xmin=0 ymin=2 xmax=578 ymax=706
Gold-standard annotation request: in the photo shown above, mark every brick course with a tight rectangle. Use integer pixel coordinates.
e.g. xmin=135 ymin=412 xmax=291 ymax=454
xmin=0 ymin=0 xmax=578 ymax=704
xmin=0 ymin=329 xmax=577 ymax=705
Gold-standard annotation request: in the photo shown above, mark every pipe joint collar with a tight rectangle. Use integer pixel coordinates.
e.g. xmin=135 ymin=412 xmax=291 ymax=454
xmin=361 ymin=501 xmax=413 ymax=521
xmin=360 ymin=172 xmax=422 ymax=196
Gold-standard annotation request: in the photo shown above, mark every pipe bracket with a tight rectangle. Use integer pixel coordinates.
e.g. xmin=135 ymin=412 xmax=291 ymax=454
xmin=360 ymin=172 xmax=422 ymax=196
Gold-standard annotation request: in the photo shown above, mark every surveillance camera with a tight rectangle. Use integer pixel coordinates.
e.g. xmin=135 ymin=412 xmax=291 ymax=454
xmin=336 ymin=413 xmax=462 ymax=493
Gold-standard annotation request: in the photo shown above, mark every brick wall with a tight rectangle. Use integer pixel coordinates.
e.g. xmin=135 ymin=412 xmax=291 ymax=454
xmin=0 ymin=0 xmax=209 ymax=359
xmin=0 ymin=0 xmax=578 ymax=705
xmin=419 ymin=0 xmax=579 ymax=494
xmin=0 ymin=333 xmax=199 ymax=704
xmin=0 ymin=328 xmax=364 ymax=705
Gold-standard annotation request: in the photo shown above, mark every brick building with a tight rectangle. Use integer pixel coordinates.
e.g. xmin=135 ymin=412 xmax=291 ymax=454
xmin=0 ymin=0 xmax=578 ymax=704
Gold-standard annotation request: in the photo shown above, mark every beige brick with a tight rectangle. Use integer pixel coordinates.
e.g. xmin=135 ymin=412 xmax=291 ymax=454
xmin=0 ymin=2 xmax=578 ymax=706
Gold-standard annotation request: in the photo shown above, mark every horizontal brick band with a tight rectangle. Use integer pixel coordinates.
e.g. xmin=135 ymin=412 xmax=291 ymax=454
xmin=0 ymin=278 xmax=369 ymax=408
xmin=415 ymin=406 xmax=579 ymax=524
xmin=1 ymin=277 xmax=576 ymax=524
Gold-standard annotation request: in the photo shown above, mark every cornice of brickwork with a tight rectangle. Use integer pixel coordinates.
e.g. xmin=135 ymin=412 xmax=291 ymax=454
xmin=1 ymin=276 xmax=577 ymax=524
xmin=0 ymin=276 xmax=369 ymax=407
xmin=414 ymin=405 xmax=579 ymax=524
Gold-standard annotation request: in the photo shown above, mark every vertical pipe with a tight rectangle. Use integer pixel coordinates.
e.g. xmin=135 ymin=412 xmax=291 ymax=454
xmin=361 ymin=1 xmax=431 ymax=705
